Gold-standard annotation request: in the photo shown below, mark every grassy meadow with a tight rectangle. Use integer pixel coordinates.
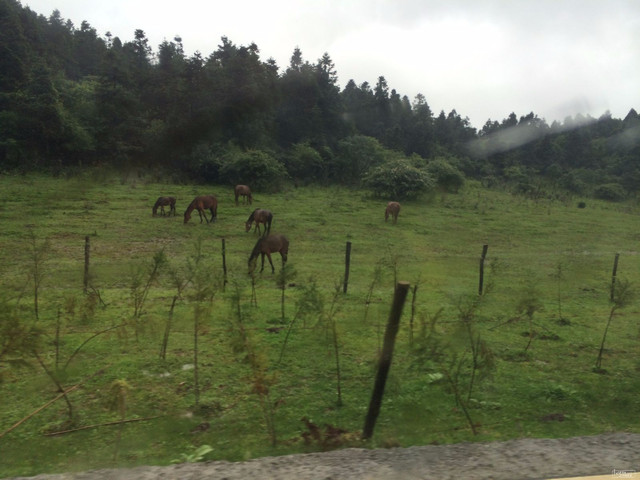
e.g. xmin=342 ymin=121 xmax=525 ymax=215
xmin=0 ymin=171 xmax=639 ymax=477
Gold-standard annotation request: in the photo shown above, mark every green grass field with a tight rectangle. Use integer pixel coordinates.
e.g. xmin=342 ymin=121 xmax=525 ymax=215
xmin=0 ymin=172 xmax=639 ymax=477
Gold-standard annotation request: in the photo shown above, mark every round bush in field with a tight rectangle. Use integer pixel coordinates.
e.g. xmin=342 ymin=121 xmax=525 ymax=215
xmin=364 ymin=158 xmax=434 ymax=199
xmin=286 ymin=142 xmax=327 ymax=185
xmin=220 ymin=150 xmax=288 ymax=192
xmin=426 ymin=158 xmax=466 ymax=193
xmin=335 ymin=135 xmax=387 ymax=184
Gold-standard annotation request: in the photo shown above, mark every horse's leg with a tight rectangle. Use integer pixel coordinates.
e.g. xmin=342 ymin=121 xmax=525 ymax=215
xmin=260 ymin=253 xmax=266 ymax=272
xmin=209 ymin=208 xmax=215 ymax=222
xmin=265 ymin=252 xmax=275 ymax=273
xmin=255 ymin=223 xmax=261 ymax=235
xmin=280 ymin=251 xmax=287 ymax=267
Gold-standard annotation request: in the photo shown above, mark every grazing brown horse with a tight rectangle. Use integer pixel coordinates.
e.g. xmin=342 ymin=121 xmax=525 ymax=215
xmin=152 ymin=196 xmax=176 ymax=217
xmin=245 ymin=208 xmax=273 ymax=236
xmin=385 ymin=201 xmax=401 ymax=224
xmin=184 ymin=195 xmax=218 ymax=224
xmin=248 ymin=234 xmax=289 ymax=274
xmin=234 ymin=185 xmax=253 ymax=205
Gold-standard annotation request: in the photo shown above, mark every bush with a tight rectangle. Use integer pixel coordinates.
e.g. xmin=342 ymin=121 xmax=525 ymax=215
xmin=219 ymin=149 xmax=288 ymax=192
xmin=426 ymin=158 xmax=466 ymax=193
xmin=560 ymin=172 xmax=587 ymax=194
xmin=363 ymin=158 xmax=434 ymax=200
xmin=188 ymin=143 xmax=222 ymax=183
xmin=593 ymin=183 xmax=626 ymax=202
xmin=335 ymin=135 xmax=387 ymax=184
xmin=285 ymin=143 xmax=327 ymax=185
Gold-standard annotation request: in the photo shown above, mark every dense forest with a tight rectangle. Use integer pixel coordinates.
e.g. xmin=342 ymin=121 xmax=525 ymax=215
xmin=1 ymin=0 xmax=639 ymax=199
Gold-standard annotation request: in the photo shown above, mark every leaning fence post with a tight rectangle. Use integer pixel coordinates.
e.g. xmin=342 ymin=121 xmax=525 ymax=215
xmin=84 ymin=236 xmax=90 ymax=294
xmin=221 ymin=238 xmax=228 ymax=291
xmin=343 ymin=241 xmax=352 ymax=293
xmin=362 ymin=281 xmax=410 ymax=440
xmin=478 ymin=244 xmax=489 ymax=295
xmin=610 ymin=253 xmax=620 ymax=301
xmin=410 ymin=284 xmax=418 ymax=347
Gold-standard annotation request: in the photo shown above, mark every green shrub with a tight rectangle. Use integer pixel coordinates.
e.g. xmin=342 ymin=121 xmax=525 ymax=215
xmin=188 ymin=143 xmax=222 ymax=183
xmin=285 ymin=143 xmax=327 ymax=185
xmin=363 ymin=158 xmax=434 ymax=199
xmin=426 ymin=158 xmax=465 ymax=193
xmin=334 ymin=135 xmax=387 ymax=184
xmin=560 ymin=172 xmax=588 ymax=194
xmin=219 ymin=149 xmax=288 ymax=192
xmin=593 ymin=183 xmax=626 ymax=201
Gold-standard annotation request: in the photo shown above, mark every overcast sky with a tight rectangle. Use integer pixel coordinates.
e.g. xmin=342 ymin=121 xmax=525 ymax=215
xmin=23 ymin=0 xmax=640 ymax=129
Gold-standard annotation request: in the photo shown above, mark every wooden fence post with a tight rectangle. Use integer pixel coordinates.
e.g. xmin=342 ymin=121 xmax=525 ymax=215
xmin=478 ymin=244 xmax=489 ymax=295
xmin=222 ymin=238 xmax=228 ymax=291
xmin=343 ymin=241 xmax=352 ymax=293
xmin=410 ymin=284 xmax=418 ymax=347
xmin=362 ymin=281 xmax=410 ymax=440
xmin=83 ymin=236 xmax=90 ymax=294
xmin=610 ymin=253 xmax=620 ymax=301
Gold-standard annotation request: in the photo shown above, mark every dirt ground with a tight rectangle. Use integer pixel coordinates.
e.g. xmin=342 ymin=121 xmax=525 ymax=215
xmin=3 ymin=433 xmax=639 ymax=480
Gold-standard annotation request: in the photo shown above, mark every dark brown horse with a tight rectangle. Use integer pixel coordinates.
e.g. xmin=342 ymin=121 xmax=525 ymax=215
xmin=245 ymin=208 xmax=273 ymax=236
xmin=184 ymin=195 xmax=218 ymax=224
xmin=385 ymin=201 xmax=401 ymax=224
xmin=152 ymin=196 xmax=176 ymax=217
xmin=248 ymin=234 xmax=289 ymax=274
xmin=234 ymin=185 xmax=253 ymax=205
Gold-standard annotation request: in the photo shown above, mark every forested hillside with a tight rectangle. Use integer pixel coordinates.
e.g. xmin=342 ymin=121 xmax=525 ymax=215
xmin=1 ymin=0 xmax=638 ymax=199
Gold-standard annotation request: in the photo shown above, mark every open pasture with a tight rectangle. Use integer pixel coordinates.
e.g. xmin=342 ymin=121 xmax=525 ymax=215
xmin=0 ymin=173 xmax=639 ymax=477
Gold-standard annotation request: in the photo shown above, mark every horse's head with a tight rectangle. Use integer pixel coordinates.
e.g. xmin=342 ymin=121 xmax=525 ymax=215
xmin=184 ymin=212 xmax=191 ymax=224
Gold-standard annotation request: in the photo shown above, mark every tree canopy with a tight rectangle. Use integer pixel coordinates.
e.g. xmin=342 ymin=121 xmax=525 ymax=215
xmin=1 ymin=0 xmax=638 ymax=199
